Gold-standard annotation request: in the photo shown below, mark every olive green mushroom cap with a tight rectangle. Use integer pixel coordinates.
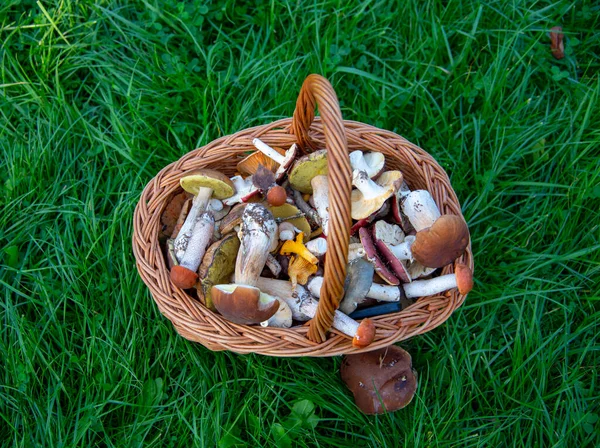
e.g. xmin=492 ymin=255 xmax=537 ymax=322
xmin=180 ymin=169 xmax=235 ymax=199
xmin=288 ymin=150 xmax=328 ymax=194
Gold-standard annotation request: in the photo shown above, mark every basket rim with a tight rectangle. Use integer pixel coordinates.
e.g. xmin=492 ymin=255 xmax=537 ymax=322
xmin=132 ymin=116 xmax=473 ymax=357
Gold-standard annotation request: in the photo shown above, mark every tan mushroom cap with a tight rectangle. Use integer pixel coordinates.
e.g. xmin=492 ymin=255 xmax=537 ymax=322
xmin=340 ymin=345 xmax=418 ymax=415
xmin=351 ymin=170 xmax=402 ymax=220
xmin=454 ymin=263 xmax=473 ymax=295
xmin=180 ymin=169 xmax=235 ymax=199
xmin=211 ymin=284 xmax=280 ymax=325
xmin=411 ymin=215 xmax=470 ymax=268
xmin=237 ymin=148 xmax=286 ymax=176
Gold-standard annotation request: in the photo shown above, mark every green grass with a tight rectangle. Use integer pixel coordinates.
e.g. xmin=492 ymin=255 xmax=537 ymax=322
xmin=1 ymin=0 xmax=599 ymax=446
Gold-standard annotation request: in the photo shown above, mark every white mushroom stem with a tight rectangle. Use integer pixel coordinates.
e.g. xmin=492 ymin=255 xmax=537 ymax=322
xmin=253 ymin=138 xmax=286 ymax=165
xmin=278 ymin=222 xmax=296 ymax=241
xmin=308 ymin=277 xmax=401 ymax=303
xmin=306 ymin=237 xmax=327 ymax=256
xmin=177 ymin=213 xmax=214 ymax=272
xmin=387 ymin=236 xmax=416 ymax=261
xmin=255 ymin=278 xmax=364 ymax=338
xmin=349 ymin=151 xmax=384 ymax=178
xmin=403 ymin=274 xmax=459 ymax=298
xmin=311 ymin=175 xmax=330 ymax=235
xmin=352 ymin=170 xmax=387 ymax=199
xmin=235 ymin=204 xmax=277 ymax=286
xmin=174 ymin=187 xmax=213 ymax=261
xmin=402 ymin=190 xmax=441 ymax=232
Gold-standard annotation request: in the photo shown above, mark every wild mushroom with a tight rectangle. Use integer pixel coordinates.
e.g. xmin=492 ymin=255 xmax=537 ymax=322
xmin=252 ymin=138 xmax=298 ymax=181
xmin=280 ymin=233 xmax=318 ymax=265
xmin=403 ymin=263 xmax=473 ymax=297
xmin=401 ymin=190 xmax=441 ymax=232
xmin=252 ymin=164 xmax=288 ymax=207
xmin=223 ymin=175 xmax=260 ymax=206
xmin=267 ymin=203 xmax=311 ymax=243
xmin=211 ymin=204 xmax=279 ymax=324
xmin=260 ymin=297 xmax=293 ymax=328
xmin=359 ymin=227 xmax=399 ymax=286
xmin=170 ymin=212 xmax=215 ymax=289
xmin=220 ymin=203 xmax=247 ymax=235
xmin=237 ymin=146 xmax=286 ymax=176
xmin=254 ymin=278 xmax=376 ymax=348
xmin=351 ymin=170 xmax=402 ymax=220
xmin=278 ymin=222 xmax=297 ymax=241
xmin=341 ymin=345 xmax=418 ymax=414
xmin=310 ymin=175 xmax=330 ymax=235
xmin=287 ymin=255 xmax=318 ymax=287
xmin=349 ymin=150 xmax=385 ymax=179
xmin=405 ymin=261 xmax=436 ymax=280
xmin=306 ymin=237 xmax=327 ymax=257
xmin=350 ymin=200 xmax=391 ymax=236
xmin=174 ymin=169 xmax=234 ymax=261
xmin=160 ymin=191 xmax=189 ymax=240
xmin=370 ymin=222 xmax=412 ymax=282
xmin=288 ymin=150 xmax=328 ymax=194
xmin=196 ymin=233 xmax=240 ymax=310
xmin=308 ymin=259 xmax=406 ymax=314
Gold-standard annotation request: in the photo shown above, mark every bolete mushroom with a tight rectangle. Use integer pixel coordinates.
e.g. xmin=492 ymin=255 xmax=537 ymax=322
xmin=196 ymin=233 xmax=240 ymax=310
xmin=370 ymin=222 xmax=412 ymax=282
xmin=349 ymin=150 xmax=385 ymax=179
xmin=211 ymin=204 xmax=279 ymax=324
xmin=288 ymin=150 xmax=328 ymax=194
xmin=252 ymin=138 xmax=298 ymax=181
xmin=174 ymin=169 xmax=234 ymax=261
xmin=341 ymin=345 xmax=418 ymax=415
xmin=255 ymin=278 xmax=376 ymax=348
xmin=237 ymin=146 xmax=286 ymax=176
xmin=351 ymin=170 xmax=402 ymax=220
xmin=403 ymin=263 xmax=473 ymax=297
xmin=170 ymin=212 xmax=215 ymax=289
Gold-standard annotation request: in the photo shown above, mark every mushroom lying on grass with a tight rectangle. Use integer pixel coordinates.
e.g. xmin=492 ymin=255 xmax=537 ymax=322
xmin=341 ymin=345 xmax=417 ymax=414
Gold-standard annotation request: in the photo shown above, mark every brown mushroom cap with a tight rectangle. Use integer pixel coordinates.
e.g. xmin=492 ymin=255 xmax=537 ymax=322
xmin=352 ymin=319 xmax=376 ymax=348
xmin=266 ymin=186 xmax=287 ymax=206
xmin=180 ymin=169 xmax=235 ymax=199
xmin=220 ymin=203 xmax=247 ymax=235
xmin=196 ymin=233 xmax=240 ymax=310
xmin=288 ymin=150 xmax=328 ymax=194
xmin=211 ymin=284 xmax=279 ymax=325
xmin=454 ymin=263 xmax=473 ymax=295
xmin=341 ymin=345 xmax=418 ymax=415
xmin=237 ymin=148 xmax=286 ymax=176
xmin=411 ymin=215 xmax=470 ymax=268
xmin=170 ymin=265 xmax=198 ymax=289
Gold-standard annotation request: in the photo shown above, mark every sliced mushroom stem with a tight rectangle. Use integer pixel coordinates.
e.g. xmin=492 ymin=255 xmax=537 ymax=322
xmin=403 ymin=264 xmax=473 ymax=297
xmin=179 ymin=213 xmax=215 ymax=271
xmin=234 ymin=204 xmax=277 ymax=287
xmin=253 ymin=138 xmax=286 ymax=165
xmin=174 ymin=187 xmax=213 ymax=260
xmin=402 ymin=190 xmax=441 ymax=232
xmin=310 ymin=175 xmax=329 ymax=235
xmin=308 ymin=277 xmax=402 ymax=303
xmin=352 ymin=170 xmax=387 ymax=200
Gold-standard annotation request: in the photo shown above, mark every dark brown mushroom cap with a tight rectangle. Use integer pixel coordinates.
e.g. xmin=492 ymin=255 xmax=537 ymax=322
xmin=341 ymin=345 xmax=418 ymax=415
xmin=359 ymin=227 xmax=399 ymax=286
xmin=411 ymin=215 xmax=470 ymax=268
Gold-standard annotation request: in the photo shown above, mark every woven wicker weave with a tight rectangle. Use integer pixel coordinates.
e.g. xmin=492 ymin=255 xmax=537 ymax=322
xmin=132 ymin=75 xmax=473 ymax=357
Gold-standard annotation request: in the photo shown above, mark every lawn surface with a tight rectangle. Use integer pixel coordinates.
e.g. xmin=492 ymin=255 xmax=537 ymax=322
xmin=1 ymin=0 xmax=599 ymax=446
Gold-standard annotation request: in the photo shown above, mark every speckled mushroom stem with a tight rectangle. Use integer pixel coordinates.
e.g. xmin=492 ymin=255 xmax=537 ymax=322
xmin=235 ymin=203 xmax=277 ymax=287
xmin=403 ymin=274 xmax=457 ymax=298
xmin=291 ymin=188 xmax=321 ymax=228
xmin=402 ymin=190 xmax=441 ymax=232
xmin=310 ymin=175 xmax=330 ymax=235
xmin=308 ymin=277 xmax=402 ymax=303
xmin=178 ymin=212 xmax=214 ymax=272
xmin=174 ymin=188 xmax=213 ymax=261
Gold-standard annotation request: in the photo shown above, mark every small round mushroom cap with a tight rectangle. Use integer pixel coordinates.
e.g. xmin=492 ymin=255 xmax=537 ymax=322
xmin=180 ymin=169 xmax=235 ymax=199
xmin=170 ymin=265 xmax=198 ymax=289
xmin=267 ymin=185 xmax=287 ymax=206
xmin=211 ymin=284 xmax=279 ymax=325
xmin=454 ymin=263 xmax=473 ymax=295
xmin=268 ymin=204 xmax=311 ymax=243
xmin=288 ymin=150 xmax=328 ymax=194
xmin=352 ymin=318 xmax=376 ymax=348
xmin=341 ymin=345 xmax=418 ymax=414
xmin=411 ymin=215 xmax=470 ymax=268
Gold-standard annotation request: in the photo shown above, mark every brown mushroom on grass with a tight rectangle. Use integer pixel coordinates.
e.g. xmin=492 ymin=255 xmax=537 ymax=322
xmin=341 ymin=345 xmax=418 ymax=415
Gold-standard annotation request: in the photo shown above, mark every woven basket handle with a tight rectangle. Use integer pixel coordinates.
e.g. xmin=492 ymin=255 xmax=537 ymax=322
xmin=291 ymin=75 xmax=353 ymax=343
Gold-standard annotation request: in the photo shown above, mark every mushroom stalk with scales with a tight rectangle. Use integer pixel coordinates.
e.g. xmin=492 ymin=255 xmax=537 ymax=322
xmin=255 ymin=278 xmax=376 ymax=348
xmin=253 ymin=138 xmax=298 ymax=181
xmin=174 ymin=169 xmax=234 ymax=261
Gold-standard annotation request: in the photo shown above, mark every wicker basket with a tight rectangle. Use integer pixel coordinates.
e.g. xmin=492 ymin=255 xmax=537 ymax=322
xmin=132 ymin=75 xmax=473 ymax=357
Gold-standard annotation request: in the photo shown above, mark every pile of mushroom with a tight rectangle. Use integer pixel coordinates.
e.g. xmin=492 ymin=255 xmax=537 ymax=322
xmin=160 ymin=140 xmax=473 ymax=349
